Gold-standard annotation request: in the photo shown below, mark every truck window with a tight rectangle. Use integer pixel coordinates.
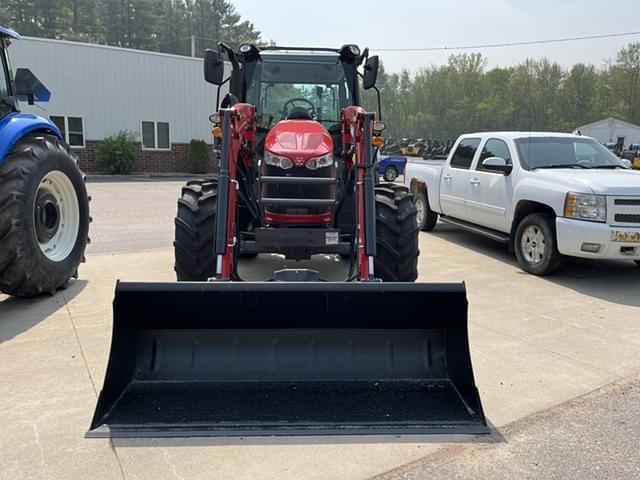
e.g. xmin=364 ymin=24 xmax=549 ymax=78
xmin=450 ymin=138 xmax=480 ymax=170
xmin=478 ymin=139 xmax=511 ymax=172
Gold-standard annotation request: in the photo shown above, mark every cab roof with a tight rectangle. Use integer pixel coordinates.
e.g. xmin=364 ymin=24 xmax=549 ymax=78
xmin=0 ymin=26 xmax=20 ymax=40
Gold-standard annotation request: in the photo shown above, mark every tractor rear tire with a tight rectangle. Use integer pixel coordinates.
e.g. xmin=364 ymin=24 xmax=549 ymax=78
xmin=374 ymin=184 xmax=419 ymax=282
xmin=174 ymin=179 xmax=218 ymax=281
xmin=0 ymin=133 xmax=90 ymax=297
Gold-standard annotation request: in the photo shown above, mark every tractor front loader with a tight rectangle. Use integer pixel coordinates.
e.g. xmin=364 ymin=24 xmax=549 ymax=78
xmin=88 ymin=43 xmax=487 ymax=438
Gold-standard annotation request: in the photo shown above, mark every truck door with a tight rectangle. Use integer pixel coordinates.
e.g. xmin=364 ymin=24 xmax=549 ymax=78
xmin=466 ymin=138 xmax=513 ymax=231
xmin=440 ymin=138 xmax=480 ymax=220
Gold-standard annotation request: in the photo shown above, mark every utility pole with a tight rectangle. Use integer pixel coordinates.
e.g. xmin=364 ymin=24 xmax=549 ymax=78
xmin=191 ymin=35 xmax=196 ymax=57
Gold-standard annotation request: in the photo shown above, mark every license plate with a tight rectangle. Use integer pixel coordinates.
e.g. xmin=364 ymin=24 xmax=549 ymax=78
xmin=611 ymin=231 xmax=640 ymax=243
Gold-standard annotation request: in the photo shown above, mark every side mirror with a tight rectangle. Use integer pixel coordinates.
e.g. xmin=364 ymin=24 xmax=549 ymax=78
xmin=363 ymin=55 xmax=379 ymax=90
xmin=373 ymin=121 xmax=386 ymax=134
xmin=482 ymin=157 xmax=513 ymax=175
xmin=204 ymin=49 xmax=225 ymax=85
xmin=14 ymin=68 xmax=51 ymax=104
xmin=621 ymin=159 xmax=632 ymax=169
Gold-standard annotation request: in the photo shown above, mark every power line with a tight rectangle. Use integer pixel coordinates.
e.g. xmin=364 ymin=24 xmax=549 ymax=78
xmin=373 ymin=31 xmax=640 ymax=52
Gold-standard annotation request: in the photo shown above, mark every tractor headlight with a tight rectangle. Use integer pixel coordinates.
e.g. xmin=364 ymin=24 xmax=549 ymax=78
xmin=564 ymin=192 xmax=606 ymax=223
xmin=306 ymin=153 xmax=333 ymax=170
xmin=264 ymin=151 xmax=293 ymax=170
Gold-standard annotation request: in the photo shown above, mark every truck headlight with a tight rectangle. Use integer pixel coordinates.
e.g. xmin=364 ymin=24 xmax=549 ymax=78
xmin=564 ymin=192 xmax=606 ymax=223
xmin=264 ymin=151 xmax=293 ymax=170
xmin=306 ymin=153 xmax=333 ymax=170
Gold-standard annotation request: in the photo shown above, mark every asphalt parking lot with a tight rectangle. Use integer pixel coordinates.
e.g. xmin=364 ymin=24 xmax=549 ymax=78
xmin=1 ymin=179 xmax=639 ymax=480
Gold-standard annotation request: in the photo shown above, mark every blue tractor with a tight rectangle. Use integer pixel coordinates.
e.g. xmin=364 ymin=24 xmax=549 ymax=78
xmin=0 ymin=26 xmax=89 ymax=296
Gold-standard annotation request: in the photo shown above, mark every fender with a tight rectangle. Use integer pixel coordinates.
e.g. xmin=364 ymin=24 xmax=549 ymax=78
xmin=0 ymin=112 xmax=62 ymax=165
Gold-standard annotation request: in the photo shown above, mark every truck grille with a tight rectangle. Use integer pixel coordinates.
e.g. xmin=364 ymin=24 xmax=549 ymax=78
xmin=609 ymin=197 xmax=640 ymax=226
xmin=614 ymin=199 xmax=640 ymax=206
xmin=615 ymin=214 xmax=640 ymax=223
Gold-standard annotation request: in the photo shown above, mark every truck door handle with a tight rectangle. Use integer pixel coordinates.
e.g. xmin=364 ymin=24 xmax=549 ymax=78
xmin=443 ymin=174 xmax=452 ymax=181
xmin=469 ymin=178 xmax=480 ymax=186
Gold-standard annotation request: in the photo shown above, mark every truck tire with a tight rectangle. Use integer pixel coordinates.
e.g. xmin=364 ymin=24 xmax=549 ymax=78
xmin=383 ymin=165 xmax=398 ymax=182
xmin=414 ymin=189 xmax=438 ymax=231
xmin=374 ymin=184 xmax=419 ymax=282
xmin=514 ymin=213 xmax=564 ymax=276
xmin=174 ymin=179 xmax=218 ymax=281
xmin=0 ymin=133 xmax=89 ymax=297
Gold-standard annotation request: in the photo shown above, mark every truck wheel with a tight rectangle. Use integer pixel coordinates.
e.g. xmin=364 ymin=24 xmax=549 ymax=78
xmin=514 ymin=213 xmax=563 ymax=276
xmin=374 ymin=185 xmax=419 ymax=282
xmin=414 ymin=190 xmax=438 ymax=231
xmin=174 ymin=179 xmax=218 ymax=281
xmin=0 ymin=133 xmax=89 ymax=297
xmin=383 ymin=165 xmax=398 ymax=182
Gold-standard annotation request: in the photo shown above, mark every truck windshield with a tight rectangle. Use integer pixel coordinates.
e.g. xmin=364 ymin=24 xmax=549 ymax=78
xmin=246 ymin=54 xmax=353 ymax=129
xmin=0 ymin=45 xmax=12 ymax=118
xmin=515 ymin=137 xmax=627 ymax=170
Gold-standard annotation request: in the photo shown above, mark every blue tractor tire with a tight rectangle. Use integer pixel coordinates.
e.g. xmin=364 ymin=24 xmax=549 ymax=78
xmin=0 ymin=133 xmax=90 ymax=296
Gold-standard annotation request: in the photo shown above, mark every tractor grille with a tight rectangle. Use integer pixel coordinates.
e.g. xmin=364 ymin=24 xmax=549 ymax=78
xmin=615 ymin=214 xmax=640 ymax=224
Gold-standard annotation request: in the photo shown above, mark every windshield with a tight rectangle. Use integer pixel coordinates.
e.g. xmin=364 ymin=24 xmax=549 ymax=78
xmin=515 ymin=137 xmax=626 ymax=170
xmin=0 ymin=44 xmax=12 ymax=118
xmin=246 ymin=55 xmax=353 ymax=129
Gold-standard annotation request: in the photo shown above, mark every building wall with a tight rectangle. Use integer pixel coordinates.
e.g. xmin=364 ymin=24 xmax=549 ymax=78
xmin=10 ymin=37 xmax=228 ymax=172
xmin=575 ymin=118 xmax=640 ymax=146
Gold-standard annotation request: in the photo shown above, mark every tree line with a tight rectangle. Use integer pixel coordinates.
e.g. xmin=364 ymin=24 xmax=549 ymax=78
xmin=2 ymin=2 xmax=639 ymax=141
xmin=368 ymin=43 xmax=640 ymax=140
xmin=0 ymin=0 xmax=261 ymax=56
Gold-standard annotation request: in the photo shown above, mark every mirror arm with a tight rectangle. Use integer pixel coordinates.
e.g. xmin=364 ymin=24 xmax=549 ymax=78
xmin=373 ymin=85 xmax=382 ymax=121
xmin=215 ymin=77 xmax=231 ymax=112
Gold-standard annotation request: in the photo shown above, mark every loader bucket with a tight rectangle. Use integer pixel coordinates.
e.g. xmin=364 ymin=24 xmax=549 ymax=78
xmin=87 ymin=281 xmax=488 ymax=438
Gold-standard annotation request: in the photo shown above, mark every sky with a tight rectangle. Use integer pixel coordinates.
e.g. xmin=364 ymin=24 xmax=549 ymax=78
xmin=231 ymin=0 xmax=640 ymax=73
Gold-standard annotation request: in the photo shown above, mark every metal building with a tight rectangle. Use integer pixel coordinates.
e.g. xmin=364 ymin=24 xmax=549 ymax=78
xmin=574 ymin=117 xmax=640 ymax=149
xmin=11 ymin=36 xmax=226 ymax=173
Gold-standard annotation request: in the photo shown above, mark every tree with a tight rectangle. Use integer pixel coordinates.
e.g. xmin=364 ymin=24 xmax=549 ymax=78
xmin=605 ymin=42 xmax=640 ymax=124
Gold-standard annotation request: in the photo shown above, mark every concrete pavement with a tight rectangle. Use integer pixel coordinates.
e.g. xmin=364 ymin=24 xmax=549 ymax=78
xmin=1 ymin=181 xmax=640 ymax=479
xmin=375 ymin=376 xmax=640 ymax=480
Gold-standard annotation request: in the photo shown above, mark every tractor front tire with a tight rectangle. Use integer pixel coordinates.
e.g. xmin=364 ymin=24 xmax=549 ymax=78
xmin=374 ymin=184 xmax=419 ymax=282
xmin=0 ymin=133 xmax=90 ymax=297
xmin=174 ymin=179 xmax=218 ymax=281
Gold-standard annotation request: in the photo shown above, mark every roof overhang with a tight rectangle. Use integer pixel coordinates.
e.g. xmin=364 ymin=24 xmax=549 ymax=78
xmin=0 ymin=26 xmax=20 ymax=40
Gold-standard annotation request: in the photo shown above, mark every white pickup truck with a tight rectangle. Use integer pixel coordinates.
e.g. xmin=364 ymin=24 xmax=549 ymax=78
xmin=405 ymin=132 xmax=640 ymax=275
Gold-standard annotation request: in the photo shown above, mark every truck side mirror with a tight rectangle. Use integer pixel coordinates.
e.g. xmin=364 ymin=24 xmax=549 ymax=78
xmin=204 ymin=50 xmax=225 ymax=85
xmin=14 ymin=68 xmax=51 ymax=105
xmin=363 ymin=56 xmax=379 ymax=90
xmin=482 ymin=157 xmax=513 ymax=175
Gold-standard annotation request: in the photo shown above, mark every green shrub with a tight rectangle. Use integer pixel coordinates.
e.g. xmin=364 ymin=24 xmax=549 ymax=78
xmin=96 ymin=130 xmax=138 ymax=174
xmin=187 ymin=139 xmax=210 ymax=174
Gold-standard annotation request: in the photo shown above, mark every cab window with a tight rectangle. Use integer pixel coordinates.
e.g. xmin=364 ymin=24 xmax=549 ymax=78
xmin=478 ymin=139 xmax=512 ymax=172
xmin=0 ymin=46 xmax=12 ymax=118
xmin=450 ymin=138 xmax=480 ymax=170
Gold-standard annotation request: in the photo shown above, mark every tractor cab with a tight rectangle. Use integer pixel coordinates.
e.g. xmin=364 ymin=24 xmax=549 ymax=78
xmin=205 ymin=44 xmax=380 ymax=228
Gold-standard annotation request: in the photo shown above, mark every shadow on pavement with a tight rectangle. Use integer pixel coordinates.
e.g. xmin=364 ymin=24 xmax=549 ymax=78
xmin=428 ymin=224 xmax=640 ymax=307
xmin=0 ymin=279 xmax=88 ymax=343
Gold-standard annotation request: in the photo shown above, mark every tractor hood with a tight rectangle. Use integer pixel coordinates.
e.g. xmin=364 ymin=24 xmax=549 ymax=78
xmin=265 ymin=120 xmax=332 ymax=167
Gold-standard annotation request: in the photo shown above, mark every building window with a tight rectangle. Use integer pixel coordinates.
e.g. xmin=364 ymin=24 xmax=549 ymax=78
xmin=49 ymin=115 xmax=84 ymax=148
xmin=142 ymin=121 xmax=170 ymax=150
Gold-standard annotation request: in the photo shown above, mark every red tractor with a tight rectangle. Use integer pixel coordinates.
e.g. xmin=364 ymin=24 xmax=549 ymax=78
xmin=173 ymin=44 xmax=419 ymax=282
xmin=87 ymin=43 xmax=486 ymax=439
